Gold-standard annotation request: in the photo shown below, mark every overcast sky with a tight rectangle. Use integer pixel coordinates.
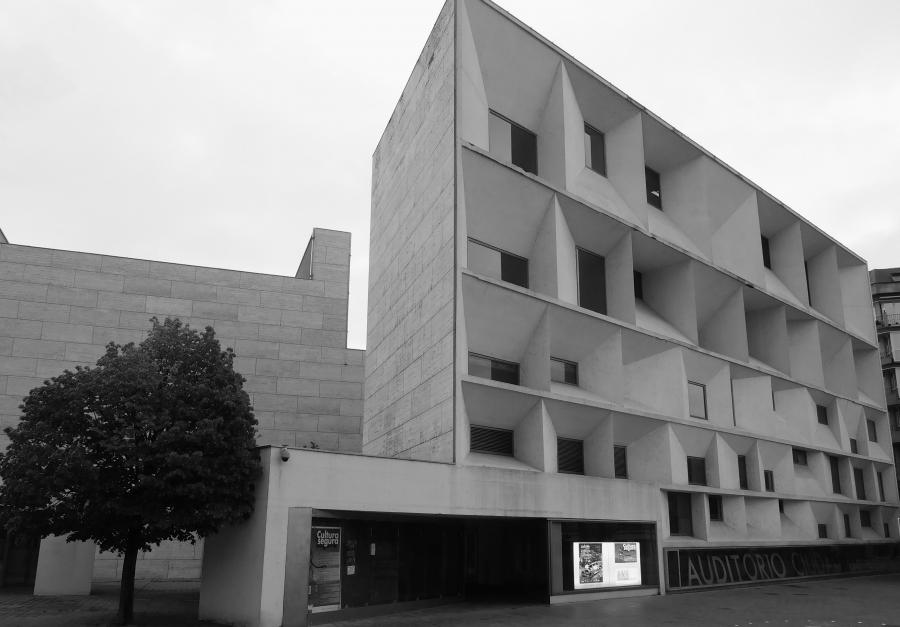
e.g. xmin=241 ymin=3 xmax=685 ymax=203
xmin=2 ymin=0 xmax=899 ymax=349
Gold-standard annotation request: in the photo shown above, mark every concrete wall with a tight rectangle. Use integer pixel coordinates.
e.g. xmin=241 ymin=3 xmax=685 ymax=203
xmin=0 ymin=228 xmax=363 ymax=582
xmin=364 ymin=0 xmax=456 ymax=461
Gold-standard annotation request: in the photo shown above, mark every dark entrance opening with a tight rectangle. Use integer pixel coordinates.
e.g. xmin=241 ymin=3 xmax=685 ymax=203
xmin=0 ymin=531 xmax=40 ymax=588
xmin=463 ymin=517 xmax=547 ymax=601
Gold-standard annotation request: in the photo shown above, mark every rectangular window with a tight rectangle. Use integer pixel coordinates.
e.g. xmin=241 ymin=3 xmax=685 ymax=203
xmin=469 ymin=425 xmax=514 ymax=456
xmin=687 ymin=456 xmax=707 ymax=486
xmin=854 ymin=467 xmax=867 ymax=500
xmin=792 ymin=448 xmax=808 ymax=466
xmin=550 ymin=357 xmax=578 ymax=385
xmin=668 ymin=492 xmax=693 ymax=536
xmin=737 ymin=455 xmax=749 ymax=490
xmin=488 ymin=110 xmax=537 ymax=175
xmin=891 ymin=407 xmax=900 ymax=430
xmin=577 ymin=247 xmax=606 ymax=315
xmin=816 ymin=404 xmax=829 ymax=425
xmin=805 ymin=260 xmax=813 ymax=305
xmin=850 ymin=438 xmax=858 ymax=454
xmin=583 ymin=123 xmax=606 ymax=176
xmin=687 ymin=381 xmax=707 ymax=420
xmin=764 ymin=469 xmax=775 ymax=492
xmin=761 ymin=235 xmax=772 ymax=269
xmin=877 ymin=471 xmax=885 ymax=502
xmin=645 ymin=166 xmax=662 ymax=209
xmin=468 ymin=353 xmax=519 ymax=385
xmin=830 ymin=456 xmax=842 ymax=494
xmin=614 ymin=445 xmax=628 ymax=479
xmin=844 ymin=513 xmax=852 ymax=538
xmin=708 ymin=495 xmax=723 ymax=522
xmin=633 ymin=271 xmax=644 ymax=301
xmin=885 ymin=370 xmax=897 ymax=392
xmin=778 ymin=499 xmax=785 ymax=514
xmin=466 ymin=238 xmax=528 ymax=288
xmin=867 ymin=419 xmax=877 ymax=442
xmin=885 ymin=523 xmax=891 ymax=538
xmin=556 ymin=437 xmax=584 ymax=474
xmin=817 ymin=523 xmax=828 ymax=539
xmin=860 ymin=510 xmax=872 ymax=528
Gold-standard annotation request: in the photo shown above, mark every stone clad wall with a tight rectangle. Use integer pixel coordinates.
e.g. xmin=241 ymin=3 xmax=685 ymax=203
xmin=0 ymin=227 xmax=363 ymax=580
xmin=364 ymin=0 xmax=456 ymax=462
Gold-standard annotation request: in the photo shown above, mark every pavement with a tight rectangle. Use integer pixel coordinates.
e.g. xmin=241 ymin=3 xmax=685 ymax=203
xmin=1 ymin=574 xmax=899 ymax=626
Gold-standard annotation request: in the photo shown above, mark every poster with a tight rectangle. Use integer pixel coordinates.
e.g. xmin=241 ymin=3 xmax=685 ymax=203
xmin=309 ymin=526 xmax=341 ymax=612
xmin=573 ymin=541 xmax=642 ymax=589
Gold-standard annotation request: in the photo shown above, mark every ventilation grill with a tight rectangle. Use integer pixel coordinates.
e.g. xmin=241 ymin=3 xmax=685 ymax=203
xmin=557 ymin=438 xmax=584 ymax=474
xmin=470 ymin=425 xmax=514 ymax=456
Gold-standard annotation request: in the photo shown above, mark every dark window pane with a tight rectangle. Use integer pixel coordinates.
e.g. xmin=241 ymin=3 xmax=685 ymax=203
xmin=778 ymin=499 xmax=785 ymax=514
xmin=792 ymin=449 xmax=807 ymax=466
xmin=854 ymin=468 xmax=866 ymax=500
xmin=850 ymin=438 xmax=858 ymax=454
xmin=645 ymin=166 xmax=662 ymax=209
xmin=708 ymin=495 xmax=723 ymax=522
xmin=761 ymin=235 xmax=772 ymax=269
xmin=877 ymin=472 xmax=885 ymax=502
xmin=816 ymin=405 xmax=829 ymax=425
xmin=510 ymin=123 xmax=538 ymax=175
xmin=818 ymin=523 xmax=828 ymax=539
xmin=687 ymin=456 xmax=707 ymax=486
xmin=668 ymin=492 xmax=693 ymax=536
xmin=737 ymin=455 xmax=748 ymax=490
xmin=885 ymin=523 xmax=891 ymax=538
xmin=867 ymin=419 xmax=877 ymax=442
xmin=633 ymin=271 xmax=643 ymax=300
xmin=688 ymin=381 xmax=707 ymax=420
xmin=577 ymin=248 xmax=606 ymax=315
xmin=584 ymin=124 xmax=606 ymax=176
xmin=844 ymin=514 xmax=852 ymax=537
xmin=491 ymin=360 xmax=520 ymax=385
xmin=470 ymin=425 xmax=514 ymax=456
xmin=557 ymin=438 xmax=584 ymax=474
xmin=860 ymin=510 xmax=871 ymax=528
xmin=614 ymin=445 xmax=628 ymax=479
xmin=551 ymin=358 xmax=578 ymax=385
xmin=468 ymin=353 xmax=492 ymax=379
xmin=764 ymin=470 xmax=775 ymax=492
xmin=500 ymin=251 xmax=529 ymax=288
xmin=830 ymin=456 xmax=842 ymax=494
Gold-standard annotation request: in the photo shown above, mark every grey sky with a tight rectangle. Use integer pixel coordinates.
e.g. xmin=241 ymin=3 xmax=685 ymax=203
xmin=2 ymin=0 xmax=899 ymax=349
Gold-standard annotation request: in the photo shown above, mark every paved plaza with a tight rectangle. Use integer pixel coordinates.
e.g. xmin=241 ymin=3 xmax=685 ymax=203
xmin=1 ymin=574 xmax=899 ymax=626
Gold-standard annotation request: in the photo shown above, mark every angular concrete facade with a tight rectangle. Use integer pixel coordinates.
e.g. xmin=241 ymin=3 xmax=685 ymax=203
xmin=0 ymin=228 xmax=363 ymax=583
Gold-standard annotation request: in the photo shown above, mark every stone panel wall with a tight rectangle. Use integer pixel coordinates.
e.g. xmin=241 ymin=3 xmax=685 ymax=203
xmin=364 ymin=0 xmax=456 ymax=462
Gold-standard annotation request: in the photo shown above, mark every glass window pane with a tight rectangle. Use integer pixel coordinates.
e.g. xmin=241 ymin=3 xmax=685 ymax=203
xmin=688 ymin=382 xmax=707 ymax=420
xmin=500 ymin=252 xmax=528 ymax=288
xmin=816 ymin=405 xmax=828 ymax=425
xmin=468 ymin=353 xmax=492 ymax=379
xmin=488 ymin=111 xmax=512 ymax=162
xmin=467 ymin=239 xmax=502 ymax=280
xmin=584 ymin=124 xmax=606 ymax=176
xmin=577 ymin=248 xmax=606 ymax=315
xmin=491 ymin=359 xmax=520 ymax=385
xmin=614 ymin=445 xmax=628 ymax=478
xmin=510 ymin=123 xmax=537 ymax=174
xmin=645 ymin=166 xmax=662 ymax=209
xmin=737 ymin=455 xmax=748 ymax=489
xmin=551 ymin=358 xmax=577 ymax=385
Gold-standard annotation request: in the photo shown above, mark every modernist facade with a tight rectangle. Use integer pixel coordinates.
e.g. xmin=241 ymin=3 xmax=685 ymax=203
xmin=870 ymin=268 xmax=900 ymax=473
xmin=197 ymin=2 xmax=899 ymax=626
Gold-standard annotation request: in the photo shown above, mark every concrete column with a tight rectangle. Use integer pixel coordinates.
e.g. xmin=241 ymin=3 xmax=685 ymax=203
xmin=33 ymin=536 xmax=95 ymax=596
xmin=282 ymin=508 xmax=313 ymax=627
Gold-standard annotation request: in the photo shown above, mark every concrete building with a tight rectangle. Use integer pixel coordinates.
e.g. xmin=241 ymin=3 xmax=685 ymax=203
xmin=0 ymin=228 xmax=363 ymax=588
xmin=197 ymin=2 xmax=899 ymax=626
xmin=870 ymin=268 xmax=900 ymax=480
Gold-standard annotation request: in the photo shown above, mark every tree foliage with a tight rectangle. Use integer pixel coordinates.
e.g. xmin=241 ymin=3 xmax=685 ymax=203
xmin=0 ymin=318 xmax=261 ymax=623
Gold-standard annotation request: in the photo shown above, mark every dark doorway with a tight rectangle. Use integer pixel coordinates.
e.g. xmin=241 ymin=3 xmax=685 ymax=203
xmin=463 ymin=518 xmax=548 ymax=601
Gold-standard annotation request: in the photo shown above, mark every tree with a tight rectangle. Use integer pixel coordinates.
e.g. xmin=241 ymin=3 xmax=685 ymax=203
xmin=0 ymin=318 xmax=261 ymax=625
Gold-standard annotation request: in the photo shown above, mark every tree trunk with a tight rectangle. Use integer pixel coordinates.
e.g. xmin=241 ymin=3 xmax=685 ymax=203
xmin=118 ymin=533 xmax=140 ymax=625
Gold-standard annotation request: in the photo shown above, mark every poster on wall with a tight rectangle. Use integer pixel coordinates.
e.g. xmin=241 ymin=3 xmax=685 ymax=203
xmin=309 ymin=526 xmax=341 ymax=612
xmin=573 ymin=541 xmax=642 ymax=589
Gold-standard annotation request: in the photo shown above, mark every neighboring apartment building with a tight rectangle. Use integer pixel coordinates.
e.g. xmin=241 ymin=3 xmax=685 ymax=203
xmin=0 ymin=228 xmax=363 ymax=588
xmin=870 ymin=268 xmax=900 ymax=472
xmin=197 ymin=3 xmax=899 ymax=626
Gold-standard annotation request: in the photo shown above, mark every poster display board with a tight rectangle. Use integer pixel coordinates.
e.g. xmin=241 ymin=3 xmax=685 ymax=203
xmin=309 ymin=526 xmax=341 ymax=612
xmin=573 ymin=541 xmax=642 ymax=589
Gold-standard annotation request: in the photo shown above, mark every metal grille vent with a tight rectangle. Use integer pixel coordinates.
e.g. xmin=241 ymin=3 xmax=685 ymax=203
xmin=557 ymin=438 xmax=584 ymax=474
xmin=470 ymin=425 xmax=514 ymax=456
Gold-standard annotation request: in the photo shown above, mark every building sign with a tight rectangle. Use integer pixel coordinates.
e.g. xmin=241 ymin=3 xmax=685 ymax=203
xmin=573 ymin=541 xmax=642 ymax=589
xmin=666 ymin=544 xmax=900 ymax=591
xmin=309 ymin=526 xmax=341 ymax=612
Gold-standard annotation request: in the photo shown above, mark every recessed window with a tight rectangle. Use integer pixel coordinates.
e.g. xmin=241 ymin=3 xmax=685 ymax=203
xmin=470 ymin=425 xmax=514 ymax=456
xmin=885 ymin=523 xmax=891 ymax=538
xmin=778 ymin=499 xmax=785 ymax=514
xmin=877 ymin=471 xmax=885 ymax=502
xmin=860 ymin=510 xmax=872 ymax=528
xmin=816 ymin=404 xmax=829 ymax=426
xmin=867 ymin=419 xmax=877 ymax=442
xmin=854 ymin=467 xmax=867 ymax=500
xmin=764 ymin=469 xmax=775 ymax=492
xmin=817 ymin=523 xmax=828 ymax=539
xmin=843 ymin=513 xmax=852 ymax=538
xmin=668 ymin=492 xmax=693 ymax=536
xmin=467 ymin=238 xmax=528 ymax=288
xmin=829 ymin=456 xmax=842 ymax=494
xmin=550 ymin=357 xmax=578 ymax=385
xmin=614 ymin=445 xmax=628 ymax=479
xmin=468 ymin=353 xmax=519 ymax=385
xmin=760 ymin=235 xmax=772 ymax=270
xmin=645 ymin=166 xmax=662 ymax=209
xmin=687 ymin=456 xmax=707 ymax=486
xmin=708 ymin=495 xmax=723 ymax=522
xmin=488 ymin=110 xmax=537 ymax=175
xmin=884 ymin=370 xmax=897 ymax=392
xmin=890 ymin=407 xmax=900 ymax=429
xmin=737 ymin=455 xmax=749 ymax=490
xmin=687 ymin=381 xmax=707 ymax=420
xmin=849 ymin=438 xmax=858 ymax=454
xmin=577 ymin=247 xmax=606 ymax=315
xmin=583 ymin=123 xmax=606 ymax=176
xmin=633 ymin=271 xmax=644 ymax=301
xmin=792 ymin=448 xmax=808 ymax=466
xmin=557 ymin=437 xmax=584 ymax=474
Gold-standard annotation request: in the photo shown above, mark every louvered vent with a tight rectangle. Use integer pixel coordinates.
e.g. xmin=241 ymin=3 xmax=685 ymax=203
xmin=557 ymin=438 xmax=584 ymax=474
xmin=470 ymin=425 xmax=514 ymax=456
